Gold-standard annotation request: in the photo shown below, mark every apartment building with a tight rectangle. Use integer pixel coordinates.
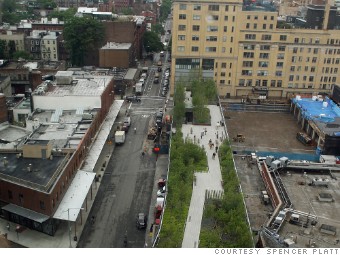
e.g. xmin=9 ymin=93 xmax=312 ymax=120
xmin=171 ymin=0 xmax=340 ymax=99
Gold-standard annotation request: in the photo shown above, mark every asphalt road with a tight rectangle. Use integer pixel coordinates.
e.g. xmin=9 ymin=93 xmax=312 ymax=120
xmin=77 ymin=58 xmax=166 ymax=248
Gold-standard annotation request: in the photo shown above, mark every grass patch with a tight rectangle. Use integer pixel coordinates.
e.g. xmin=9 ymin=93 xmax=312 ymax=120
xmin=156 ymin=131 xmax=207 ymax=247
xmin=199 ymin=141 xmax=253 ymax=248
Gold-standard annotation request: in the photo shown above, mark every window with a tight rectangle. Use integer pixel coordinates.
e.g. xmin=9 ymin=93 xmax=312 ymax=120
xmin=245 ymin=34 xmax=256 ymax=40
xmin=294 ymin=38 xmax=299 ymax=43
xmin=263 ymin=24 xmax=266 ymax=29
xmin=290 ymin=66 xmax=295 ymax=72
xmin=192 ymin=46 xmax=199 ymax=52
xmin=192 ymin=35 xmax=199 ymax=41
xmin=207 ymin=26 xmax=218 ymax=32
xmin=260 ymin=45 xmax=270 ymax=50
xmin=247 ymin=15 xmax=250 ymax=20
xmin=211 ymin=15 xmax=219 ymax=21
xmin=221 ymin=72 xmax=226 ymax=76
xmin=246 ymin=23 xmax=250 ymax=29
xmin=276 ymin=62 xmax=283 ymax=67
xmin=264 ymin=16 xmax=267 ymax=20
xmin=193 ymin=5 xmax=201 ymax=10
xmin=243 ymin=52 xmax=254 ymax=58
xmin=257 ymin=71 xmax=268 ymax=76
xmin=232 ymin=16 xmax=235 ymax=22
xmin=177 ymin=46 xmax=185 ymax=52
xmin=277 ymin=80 xmax=282 ymax=87
xmin=277 ymin=53 xmax=285 ymax=60
xmin=178 ymin=25 xmax=186 ymax=31
xmin=221 ymin=63 xmax=227 ymax=68
xmin=8 ymin=190 xmax=13 ymax=199
xmin=311 ymin=67 xmax=316 ymax=72
xmin=261 ymin=35 xmax=272 ymax=41
xmin=254 ymin=16 xmax=258 ymax=20
xmin=178 ymin=35 xmax=185 ymax=41
xmin=315 ymin=38 xmax=320 ymax=44
xmin=206 ymin=47 xmax=217 ymax=52
xmin=269 ymin=24 xmax=273 ymax=29
xmin=276 ymin=71 xmax=282 ymax=76
xmin=192 ymin=25 xmax=200 ymax=31
xmin=40 ymin=201 xmax=46 ymax=210
xmin=280 ymin=35 xmax=287 ymax=41
xmin=244 ymin=44 xmax=255 ymax=50
xmin=259 ymin=53 xmax=269 ymax=59
xmin=309 ymin=76 xmax=314 ymax=82
xmin=258 ymin=61 xmax=268 ymax=67
xmin=243 ymin=61 xmax=253 ymax=67
xmin=208 ymin=5 xmax=219 ymax=11
xmin=193 ymin=15 xmax=200 ymax=20
xmin=180 ymin=4 xmax=187 ymax=10
xmin=223 ymin=26 xmax=227 ymax=32
xmin=313 ymin=48 xmax=319 ymax=54
xmin=312 ymin=57 xmax=317 ymax=63
xmin=271 ymin=80 xmax=276 ymax=87
xmin=242 ymin=70 xmax=253 ymax=76
xmin=225 ymin=5 xmax=229 ymax=11
xmin=179 ymin=14 xmax=186 ymax=20
xmin=289 ymin=75 xmax=294 ymax=81
xmin=239 ymin=79 xmax=245 ymax=86
xmin=278 ymin=46 xmax=286 ymax=51
xmin=206 ymin=36 xmax=217 ymax=41
xmin=253 ymin=24 xmax=257 ymax=29
xmin=224 ymin=16 xmax=228 ymax=21
xmin=222 ymin=36 xmax=227 ymax=42
xmin=220 ymin=80 xmax=225 ymax=84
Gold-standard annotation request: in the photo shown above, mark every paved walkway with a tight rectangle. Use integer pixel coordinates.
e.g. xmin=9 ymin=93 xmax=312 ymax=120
xmin=181 ymin=105 xmax=226 ymax=248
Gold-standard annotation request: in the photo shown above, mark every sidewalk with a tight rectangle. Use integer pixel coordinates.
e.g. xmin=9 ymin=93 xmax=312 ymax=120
xmin=181 ymin=105 xmax=226 ymax=248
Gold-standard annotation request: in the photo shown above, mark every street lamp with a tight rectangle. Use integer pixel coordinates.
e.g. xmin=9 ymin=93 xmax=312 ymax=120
xmin=64 ymin=208 xmax=84 ymax=248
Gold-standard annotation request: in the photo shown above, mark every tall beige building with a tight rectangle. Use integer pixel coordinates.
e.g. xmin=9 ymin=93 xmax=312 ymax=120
xmin=171 ymin=0 xmax=340 ymax=98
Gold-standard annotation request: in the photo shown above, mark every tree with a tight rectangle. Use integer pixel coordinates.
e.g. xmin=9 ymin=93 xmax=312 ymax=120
xmin=121 ymin=7 xmax=133 ymax=15
xmin=13 ymin=51 xmax=31 ymax=60
xmin=151 ymin=23 xmax=164 ymax=35
xmin=48 ymin=8 xmax=77 ymax=21
xmin=63 ymin=17 xmax=104 ymax=66
xmin=36 ymin=0 xmax=57 ymax=9
xmin=0 ymin=40 xmax=6 ymax=59
xmin=8 ymin=40 xmax=16 ymax=59
xmin=159 ymin=0 xmax=172 ymax=23
xmin=143 ymin=31 xmax=163 ymax=53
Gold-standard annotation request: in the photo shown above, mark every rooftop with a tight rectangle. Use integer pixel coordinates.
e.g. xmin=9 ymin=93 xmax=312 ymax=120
xmin=0 ymin=152 xmax=67 ymax=192
xmin=292 ymin=97 xmax=340 ymax=123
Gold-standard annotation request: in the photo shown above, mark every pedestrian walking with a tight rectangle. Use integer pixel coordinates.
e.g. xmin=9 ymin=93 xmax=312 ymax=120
xmin=215 ymin=146 xmax=218 ymax=153
xmin=190 ymin=127 xmax=193 ymax=134
xmin=204 ymin=128 xmax=207 ymax=135
xmin=216 ymin=131 xmax=219 ymax=139
xmin=201 ymin=132 xmax=203 ymax=139
xmin=209 ymin=139 xmax=212 ymax=144
xmin=212 ymin=153 xmax=216 ymax=159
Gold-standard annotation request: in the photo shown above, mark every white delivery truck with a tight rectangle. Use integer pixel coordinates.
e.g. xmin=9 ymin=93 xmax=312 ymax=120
xmin=115 ymin=131 xmax=125 ymax=145
xmin=135 ymin=82 xmax=143 ymax=95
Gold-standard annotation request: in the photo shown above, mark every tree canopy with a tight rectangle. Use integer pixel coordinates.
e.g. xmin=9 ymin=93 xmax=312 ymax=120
xmin=160 ymin=0 xmax=172 ymax=23
xmin=63 ymin=17 xmax=104 ymax=66
xmin=0 ymin=40 xmax=6 ymax=59
xmin=143 ymin=31 xmax=163 ymax=53
xmin=48 ymin=8 xmax=77 ymax=21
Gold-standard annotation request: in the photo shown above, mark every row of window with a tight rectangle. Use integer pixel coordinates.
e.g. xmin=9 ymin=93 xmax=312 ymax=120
xmin=178 ymin=35 xmax=233 ymax=43
xmin=246 ymin=23 xmax=274 ymax=30
xmin=179 ymin=14 xmax=236 ymax=22
xmin=239 ymin=79 xmax=282 ymax=87
xmin=6 ymin=190 xmax=47 ymax=210
xmin=178 ymin=24 xmax=234 ymax=33
xmin=177 ymin=46 xmax=233 ymax=53
xmin=244 ymin=34 xmax=321 ymax=44
xmin=179 ymin=3 xmax=237 ymax=12
xmin=246 ymin=15 xmax=275 ymax=21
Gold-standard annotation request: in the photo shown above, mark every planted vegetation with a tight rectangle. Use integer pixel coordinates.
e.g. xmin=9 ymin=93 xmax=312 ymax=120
xmin=156 ymin=131 xmax=207 ymax=247
xmin=199 ymin=141 xmax=253 ymax=247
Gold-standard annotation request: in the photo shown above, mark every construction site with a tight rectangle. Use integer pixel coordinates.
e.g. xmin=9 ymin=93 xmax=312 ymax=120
xmin=223 ymin=95 xmax=340 ymax=248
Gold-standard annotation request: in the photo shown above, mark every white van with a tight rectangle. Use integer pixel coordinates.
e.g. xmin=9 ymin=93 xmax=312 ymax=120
xmin=124 ymin=117 xmax=131 ymax=127
xmin=141 ymin=73 xmax=147 ymax=79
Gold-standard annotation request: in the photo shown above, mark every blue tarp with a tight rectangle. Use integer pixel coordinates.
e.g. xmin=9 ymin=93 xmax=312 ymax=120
xmin=242 ymin=151 xmax=319 ymax=162
xmin=292 ymin=97 xmax=340 ymax=123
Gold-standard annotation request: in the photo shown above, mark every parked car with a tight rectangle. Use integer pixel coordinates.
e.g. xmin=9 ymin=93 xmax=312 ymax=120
xmin=157 ymin=186 xmax=166 ymax=197
xmin=136 ymin=213 xmax=147 ymax=229
xmin=125 ymin=96 xmax=141 ymax=102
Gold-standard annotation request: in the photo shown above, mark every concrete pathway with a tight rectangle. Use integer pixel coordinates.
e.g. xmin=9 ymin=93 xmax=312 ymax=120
xmin=181 ymin=105 xmax=226 ymax=248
